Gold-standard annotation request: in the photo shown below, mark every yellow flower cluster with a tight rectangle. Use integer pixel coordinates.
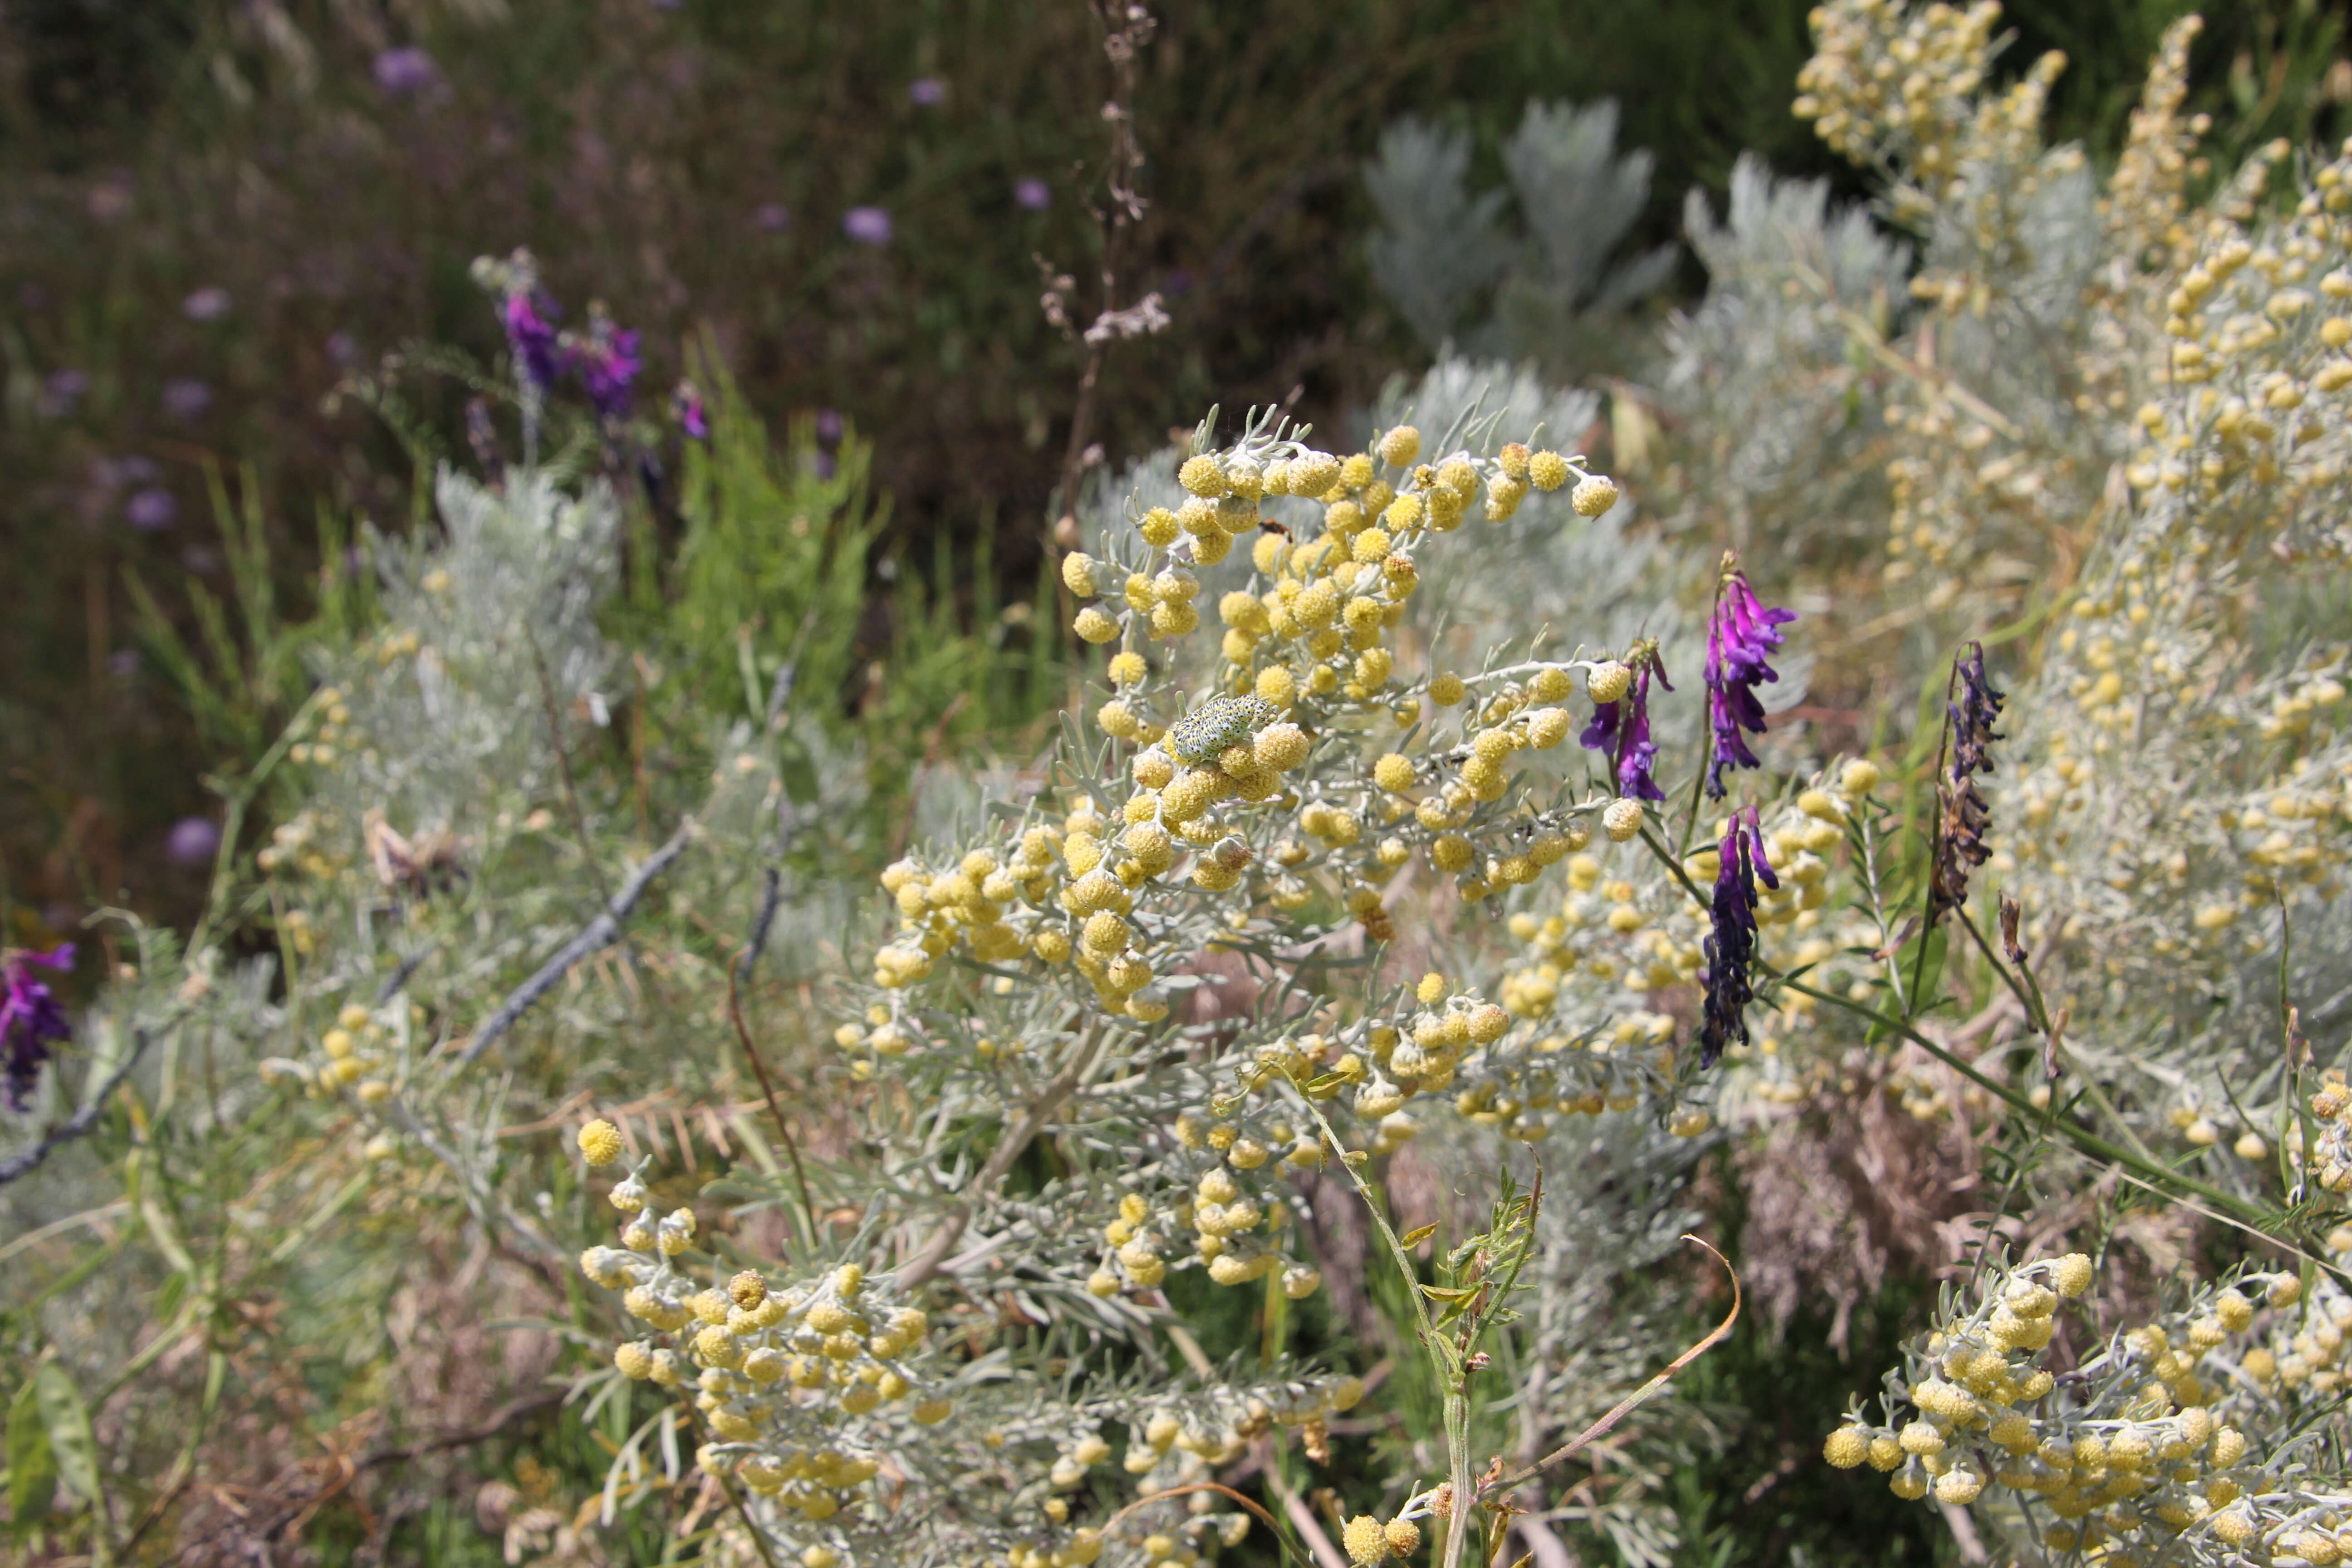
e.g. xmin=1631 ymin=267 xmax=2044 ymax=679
xmin=265 ymin=1000 xmax=402 ymax=1105
xmin=1795 ymin=0 xmax=2068 ymax=230
xmin=1824 ymin=1254 xmax=2346 ymax=1560
xmin=580 ymin=1181 xmax=949 ymax=1540
xmin=284 ymin=685 xmax=354 ymax=769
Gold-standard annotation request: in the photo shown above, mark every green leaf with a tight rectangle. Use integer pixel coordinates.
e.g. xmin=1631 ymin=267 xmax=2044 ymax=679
xmin=7 ymin=1377 xmax=56 ymax=1535
xmin=33 ymin=1363 xmax=98 ymax=1505
xmin=1399 ymin=1224 xmax=1439 ymax=1249
xmin=1420 ymin=1284 xmax=1478 ymax=1301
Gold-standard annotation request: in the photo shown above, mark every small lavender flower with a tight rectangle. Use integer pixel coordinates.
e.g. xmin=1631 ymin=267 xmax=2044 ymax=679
xmin=1703 ymin=556 xmax=1798 ymax=799
xmin=843 ymin=206 xmax=893 ymax=246
xmin=182 ymin=287 xmax=231 ymax=322
xmin=564 ymin=304 xmax=640 ymax=422
xmin=127 ymin=488 xmax=177 ymax=530
xmin=753 ymin=202 xmax=791 ymax=234
xmin=503 ymin=289 xmax=563 ymax=392
xmin=372 ymin=46 xmax=439 ymax=95
xmin=671 ymin=381 xmax=709 ymax=441
xmin=167 ymin=816 xmax=222 ymax=867
xmin=1014 ymin=177 xmax=1050 ymax=211
xmin=1699 ymin=809 xmax=1776 ymax=1067
xmin=38 ymin=369 xmax=88 ymax=418
xmin=1581 ymin=641 xmax=1671 ymax=802
xmin=162 ymin=377 xmax=213 ymax=421
xmin=2 ymin=945 xmax=74 ymax=1112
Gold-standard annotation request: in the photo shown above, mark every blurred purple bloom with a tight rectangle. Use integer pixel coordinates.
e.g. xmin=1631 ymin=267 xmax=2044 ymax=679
xmin=167 ymin=816 xmax=222 ymax=867
xmin=108 ymin=649 xmax=141 ymax=676
xmin=564 ymin=305 xmax=640 ymax=421
xmin=503 ymin=290 xmax=562 ymax=391
xmin=1014 ymin=177 xmax=1050 ymax=211
xmin=1698 ymin=809 xmax=1775 ymax=1067
xmin=39 ymin=369 xmax=88 ymax=418
xmin=372 ymin=46 xmax=439 ymax=94
xmin=2 ymin=945 xmax=74 ymax=1112
xmin=162 ymin=378 xmax=213 ymax=421
xmin=753 ymin=202 xmax=791 ymax=234
xmin=127 ymin=488 xmax=177 ymax=531
xmin=672 ymin=381 xmax=709 ymax=441
xmin=809 ymin=451 xmax=837 ymax=480
xmin=1581 ymin=645 xmax=1671 ymax=802
xmin=183 ymin=287 xmax=231 ymax=321
xmin=843 ymin=206 xmax=892 ymax=246
xmin=814 ymin=408 xmax=843 ymax=447
xmin=326 ymin=330 xmax=359 ymax=368
xmin=1702 ymin=559 xmax=1797 ymax=799
xmin=908 ymin=77 xmax=946 ymax=105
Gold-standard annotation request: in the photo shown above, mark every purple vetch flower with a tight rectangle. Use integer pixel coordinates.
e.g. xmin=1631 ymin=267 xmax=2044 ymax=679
xmin=503 ymin=289 xmax=563 ymax=391
xmin=1014 ymin=177 xmax=1050 ymax=211
xmin=908 ymin=77 xmax=946 ymax=106
xmin=167 ymin=816 xmax=222 ymax=867
xmin=563 ymin=304 xmax=640 ymax=422
xmin=1698 ymin=809 xmax=1776 ymax=1068
xmin=1580 ymin=642 xmax=1671 ymax=802
xmin=162 ymin=377 xmax=213 ymax=421
xmin=843 ymin=206 xmax=893 ymax=246
xmin=2 ymin=945 xmax=74 ymax=1112
xmin=1702 ymin=555 xmax=1798 ymax=799
xmin=182 ymin=286 xmax=231 ymax=321
xmin=671 ymin=381 xmax=709 ymax=440
xmin=753 ymin=202 xmax=791 ymax=234
xmin=126 ymin=488 xmax=177 ymax=531
xmin=1929 ymin=641 xmax=2006 ymax=927
xmin=372 ymin=46 xmax=439 ymax=94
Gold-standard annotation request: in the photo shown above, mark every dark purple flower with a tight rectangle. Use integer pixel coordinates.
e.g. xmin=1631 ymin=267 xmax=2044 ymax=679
xmin=2 ymin=945 xmax=74 ymax=1112
xmin=1703 ymin=557 xmax=1798 ymax=799
xmin=843 ymin=206 xmax=893 ymax=246
xmin=372 ymin=46 xmax=439 ymax=94
xmin=908 ymin=77 xmax=946 ymax=106
xmin=167 ymin=816 xmax=222 ymax=867
xmin=753 ymin=202 xmax=791 ymax=234
xmin=326 ymin=330 xmax=359 ymax=368
xmin=1581 ymin=642 xmax=1671 ymax=802
xmin=503 ymin=290 xmax=562 ymax=391
xmin=1699 ymin=809 xmax=1776 ymax=1068
xmin=162 ymin=378 xmax=213 ymax=421
xmin=1929 ymin=642 xmax=2006 ymax=927
xmin=814 ymin=408 xmax=843 ymax=447
xmin=38 ymin=369 xmax=88 ymax=418
xmin=808 ymin=450 xmax=837 ymax=480
xmin=1014 ymin=177 xmax=1050 ymax=211
xmin=127 ymin=488 xmax=177 ymax=530
xmin=671 ymin=381 xmax=709 ymax=441
xmin=564 ymin=304 xmax=640 ymax=422
xmin=183 ymin=286 xmax=231 ymax=322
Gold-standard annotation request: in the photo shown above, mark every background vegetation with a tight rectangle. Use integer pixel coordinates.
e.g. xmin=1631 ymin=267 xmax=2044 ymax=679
xmin=9 ymin=0 xmax=2352 ymax=1563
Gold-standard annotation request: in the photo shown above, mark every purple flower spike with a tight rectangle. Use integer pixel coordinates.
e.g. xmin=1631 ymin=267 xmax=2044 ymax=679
xmin=1581 ymin=642 xmax=1672 ymax=802
xmin=2 ymin=945 xmax=74 ymax=1112
xmin=843 ymin=206 xmax=893 ymax=246
xmin=503 ymin=290 xmax=563 ymax=392
xmin=564 ymin=304 xmax=640 ymax=422
xmin=1699 ymin=809 xmax=1776 ymax=1068
xmin=1703 ymin=556 xmax=1798 ymax=799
